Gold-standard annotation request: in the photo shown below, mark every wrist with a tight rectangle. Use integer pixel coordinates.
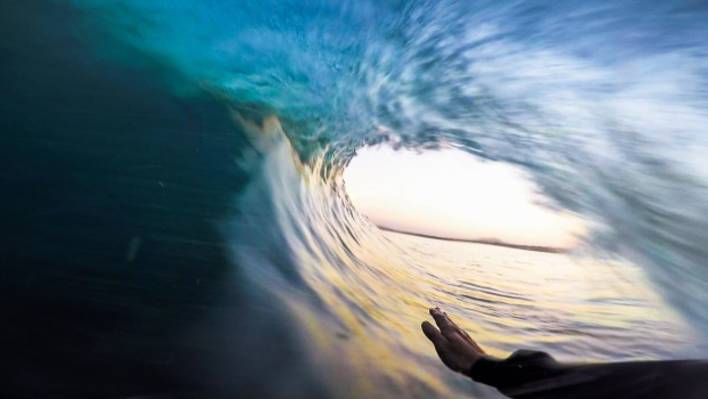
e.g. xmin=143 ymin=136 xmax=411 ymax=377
xmin=464 ymin=355 xmax=501 ymax=380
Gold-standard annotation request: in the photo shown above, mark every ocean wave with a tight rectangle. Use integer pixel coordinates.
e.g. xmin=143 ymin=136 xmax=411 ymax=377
xmin=48 ymin=0 xmax=708 ymax=396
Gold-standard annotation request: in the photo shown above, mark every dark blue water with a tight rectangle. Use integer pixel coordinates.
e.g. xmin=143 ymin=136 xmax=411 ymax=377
xmin=2 ymin=1 xmax=708 ymax=397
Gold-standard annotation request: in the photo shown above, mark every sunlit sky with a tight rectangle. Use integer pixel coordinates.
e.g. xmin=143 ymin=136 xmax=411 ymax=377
xmin=343 ymin=145 xmax=586 ymax=249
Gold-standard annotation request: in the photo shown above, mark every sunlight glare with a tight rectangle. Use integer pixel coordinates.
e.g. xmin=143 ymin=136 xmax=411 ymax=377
xmin=343 ymin=145 xmax=586 ymax=249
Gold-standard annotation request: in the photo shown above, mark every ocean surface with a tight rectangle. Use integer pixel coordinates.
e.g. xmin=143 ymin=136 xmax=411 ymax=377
xmin=2 ymin=1 xmax=708 ymax=398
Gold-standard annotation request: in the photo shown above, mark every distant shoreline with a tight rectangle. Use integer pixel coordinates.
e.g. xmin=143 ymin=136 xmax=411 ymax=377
xmin=376 ymin=225 xmax=566 ymax=254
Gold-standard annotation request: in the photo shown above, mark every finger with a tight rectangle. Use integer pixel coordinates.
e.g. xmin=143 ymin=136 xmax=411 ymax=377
xmin=421 ymin=321 xmax=447 ymax=347
xmin=430 ymin=308 xmax=454 ymax=331
xmin=460 ymin=328 xmax=474 ymax=343
xmin=443 ymin=310 xmax=472 ymax=337
xmin=437 ymin=309 xmax=480 ymax=345
xmin=455 ymin=327 xmax=485 ymax=354
xmin=442 ymin=311 xmax=461 ymax=330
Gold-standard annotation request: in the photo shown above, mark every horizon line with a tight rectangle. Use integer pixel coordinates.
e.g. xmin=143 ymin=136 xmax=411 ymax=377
xmin=376 ymin=225 xmax=567 ymax=254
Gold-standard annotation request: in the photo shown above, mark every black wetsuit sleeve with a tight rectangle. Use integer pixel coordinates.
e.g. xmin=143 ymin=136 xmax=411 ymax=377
xmin=467 ymin=350 xmax=708 ymax=399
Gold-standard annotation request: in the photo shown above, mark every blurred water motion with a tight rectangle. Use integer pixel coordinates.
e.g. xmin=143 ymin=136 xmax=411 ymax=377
xmin=2 ymin=1 xmax=708 ymax=398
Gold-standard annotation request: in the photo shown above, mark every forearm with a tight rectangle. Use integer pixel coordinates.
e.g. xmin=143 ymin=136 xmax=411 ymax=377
xmin=468 ymin=350 xmax=708 ymax=399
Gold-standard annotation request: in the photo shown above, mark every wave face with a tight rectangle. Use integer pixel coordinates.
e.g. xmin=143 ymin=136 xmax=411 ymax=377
xmin=5 ymin=0 xmax=708 ymax=397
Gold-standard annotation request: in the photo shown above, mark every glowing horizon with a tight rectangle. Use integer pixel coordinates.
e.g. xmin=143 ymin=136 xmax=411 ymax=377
xmin=343 ymin=145 xmax=587 ymax=249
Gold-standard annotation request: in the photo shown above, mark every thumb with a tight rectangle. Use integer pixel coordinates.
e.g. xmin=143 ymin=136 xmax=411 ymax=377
xmin=422 ymin=321 xmax=447 ymax=347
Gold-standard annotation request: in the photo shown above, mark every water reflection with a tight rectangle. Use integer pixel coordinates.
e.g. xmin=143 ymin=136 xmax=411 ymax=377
xmin=279 ymin=217 xmax=696 ymax=398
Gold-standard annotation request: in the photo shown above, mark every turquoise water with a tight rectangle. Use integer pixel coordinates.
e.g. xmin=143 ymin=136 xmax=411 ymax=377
xmin=2 ymin=1 xmax=708 ymax=397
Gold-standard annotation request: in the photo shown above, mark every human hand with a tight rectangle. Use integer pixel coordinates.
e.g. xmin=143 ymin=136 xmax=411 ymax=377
xmin=422 ymin=307 xmax=486 ymax=375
